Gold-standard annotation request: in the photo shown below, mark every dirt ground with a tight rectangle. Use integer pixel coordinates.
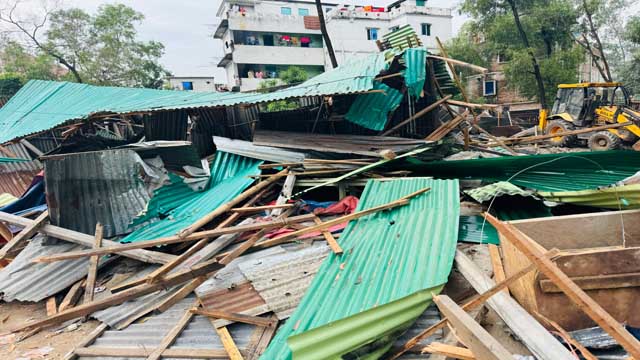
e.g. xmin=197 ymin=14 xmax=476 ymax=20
xmin=0 ymin=301 xmax=99 ymax=359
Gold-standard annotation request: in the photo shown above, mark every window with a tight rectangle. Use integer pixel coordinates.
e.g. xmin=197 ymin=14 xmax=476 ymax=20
xmin=298 ymin=8 xmax=309 ymax=16
xmin=421 ymin=23 xmax=431 ymax=36
xmin=416 ymin=0 xmax=425 ymax=6
xmin=389 ymin=25 xmax=400 ymax=32
xmin=367 ymin=28 xmax=379 ymax=40
xmin=181 ymin=81 xmax=194 ymax=91
xmin=483 ymin=80 xmax=497 ymax=96
xmin=281 ymin=7 xmax=292 ymax=15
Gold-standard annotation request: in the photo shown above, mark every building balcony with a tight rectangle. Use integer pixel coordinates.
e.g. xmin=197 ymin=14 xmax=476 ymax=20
xmin=233 ymin=45 xmax=325 ymax=66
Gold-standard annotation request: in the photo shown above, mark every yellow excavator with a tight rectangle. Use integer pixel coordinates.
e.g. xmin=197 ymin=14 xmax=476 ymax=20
xmin=539 ymin=82 xmax=640 ymax=150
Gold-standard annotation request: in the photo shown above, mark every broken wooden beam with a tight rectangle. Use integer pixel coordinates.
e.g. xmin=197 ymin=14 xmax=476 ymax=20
xmin=381 ymin=95 xmax=452 ymax=136
xmin=0 ymin=210 xmax=174 ymax=264
xmin=427 ymin=54 xmax=489 ymax=73
xmin=421 ymin=342 xmax=475 ymax=360
xmin=216 ymin=326 xmax=244 ymax=360
xmin=59 ymin=279 xmax=85 ymax=313
xmin=0 ymin=210 xmax=49 ymax=260
xmin=433 ymin=295 xmax=513 ymax=360
xmin=230 ymin=204 xmax=294 ymax=213
xmin=484 ymin=213 xmax=640 ymax=358
xmin=191 ymin=309 xmax=277 ymax=328
xmin=425 ymin=110 xmax=469 ymax=141
xmin=488 ymin=244 xmax=509 ymax=296
xmin=33 ymin=214 xmax=316 ymax=262
xmin=179 ymin=169 xmax=288 ymax=238
xmin=83 ymin=223 xmax=103 ymax=304
xmin=10 ymin=258 xmax=224 ymax=333
xmin=313 ymin=216 xmax=343 ymax=254
xmin=146 ymin=303 xmax=198 ymax=360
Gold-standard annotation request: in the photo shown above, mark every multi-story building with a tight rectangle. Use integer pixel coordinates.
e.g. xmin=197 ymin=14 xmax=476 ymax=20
xmin=214 ymin=0 xmax=453 ymax=91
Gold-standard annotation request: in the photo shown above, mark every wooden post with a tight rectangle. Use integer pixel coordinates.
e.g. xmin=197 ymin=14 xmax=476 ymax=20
xmin=59 ymin=280 xmax=85 ymax=312
xmin=484 ymin=213 xmax=640 ymax=358
xmin=488 ymin=244 xmax=508 ymax=295
xmin=191 ymin=309 xmax=277 ymax=328
xmin=83 ymin=223 xmax=103 ymax=304
xmin=270 ymin=173 xmax=296 ymax=217
xmin=216 ymin=326 xmax=244 ymax=360
xmin=433 ymin=295 xmax=513 ymax=360
xmin=313 ymin=216 xmax=343 ymax=254
xmin=46 ymin=297 xmax=57 ymax=316
xmin=0 ymin=210 xmax=49 ymax=260
xmin=146 ymin=303 xmax=197 ymax=360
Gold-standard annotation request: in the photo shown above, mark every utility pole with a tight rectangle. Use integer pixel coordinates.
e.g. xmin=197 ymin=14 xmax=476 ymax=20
xmin=315 ymin=0 xmax=338 ymax=68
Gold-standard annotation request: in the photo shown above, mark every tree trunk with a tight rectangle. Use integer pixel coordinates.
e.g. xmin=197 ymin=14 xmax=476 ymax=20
xmin=506 ymin=0 xmax=547 ymax=109
xmin=582 ymin=0 xmax=612 ymax=82
xmin=315 ymin=0 xmax=338 ymax=68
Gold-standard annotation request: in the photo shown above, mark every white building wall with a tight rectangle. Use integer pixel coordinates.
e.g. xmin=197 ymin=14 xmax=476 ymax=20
xmin=169 ymin=77 xmax=217 ymax=92
xmin=233 ymin=45 xmax=325 ymax=66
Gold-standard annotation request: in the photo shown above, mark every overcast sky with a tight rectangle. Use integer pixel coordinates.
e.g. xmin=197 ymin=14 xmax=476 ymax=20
xmin=26 ymin=0 xmax=467 ymax=81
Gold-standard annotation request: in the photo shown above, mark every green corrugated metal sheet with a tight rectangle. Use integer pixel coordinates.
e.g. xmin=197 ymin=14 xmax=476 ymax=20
xmin=406 ymin=151 xmax=640 ymax=192
xmin=539 ymin=184 xmax=640 ymax=209
xmin=431 ymin=57 xmax=459 ymax=96
xmin=345 ymin=82 xmax=403 ymax=131
xmin=130 ymin=173 xmax=202 ymax=227
xmin=0 ymin=53 xmax=390 ymax=143
xmin=403 ymin=48 xmax=427 ymax=98
xmin=383 ymin=24 xmax=420 ymax=50
xmin=261 ymin=177 xmax=460 ymax=360
xmin=458 ymin=216 xmax=499 ymax=245
xmin=121 ymin=151 xmax=261 ymax=243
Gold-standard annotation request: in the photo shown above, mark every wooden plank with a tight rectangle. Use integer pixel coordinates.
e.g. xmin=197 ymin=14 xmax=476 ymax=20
xmin=11 ymin=258 xmax=224 ymax=333
xmin=427 ymin=54 xmax=488 ymax=73
xmin=179 ymin=169 xmax=288 ymax=238
xmin=452 ymin=249 xmax=574 ymax=360
xmin=156 ymin=276 xmax=208 ymax=313
xmin=435 ymin=37 xmax=470 ymax=103
xmin=73 ymin=347 xmax=232 ymax=358
xmin=231 ymin=204 xmax=294 ymax=213
xmin=540 ymin=271 xmax=640 ymax=293
xmin=430 ymin=307 xmax=484 ymax=360
xmin=446 ymin=99 xmax=499 ymax=109
xmin=433 ymin=295 xmax=513 ymax=360
xmin=421 ymin=342 xmax=475 ymax=360
xmin=63 ymin=323 xmax=108 ymax=360
xmin=485 ymin=213 xmax=640 ymax=359
xmin=0 ymin=210 xmax=174 ymax=264
xmin=216 ymin=326 xmax=244 ymax=360
xmin=425 ymin=110 xmax=469 ymax=141
xmin=0 ymin=210 xmax=49 ymax=260
xmin=313 ymin=216 xmax=343 ymax=254
xmin=488 ymin=244 xmax=509 ymax=295
xmin=33 ymin=214 xmax=316 ymax=262
xmin=83 ymin=223 xmax=103 ymax=304
xmin=59 ymin=279 xmax=85 ymax=312
xmin=192 ymin=309 xmax=277 ymax=328
xmin=381 ymin=95 xmax=452 ymax=136
xmin=146 ymin=303 xmax=197 ymax=360
xmin=388 ymin=248 xmax=562 ymax=360
xmin=20 ymin=139 xmax=44 ymax=156
xmin=46 ymin=297 xmax=57 ymax=316
xmin=246 ymin=315 xmax=278 ymax=360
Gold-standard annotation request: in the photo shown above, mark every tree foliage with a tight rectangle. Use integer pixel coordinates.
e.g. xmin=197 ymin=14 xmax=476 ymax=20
xmin=0 ymin=2 xmax=170 ymax=88
xmin=619 ymin=16 xmax=640 ymax=94
xmin=450 ymin=0 xmax=583 ymax=106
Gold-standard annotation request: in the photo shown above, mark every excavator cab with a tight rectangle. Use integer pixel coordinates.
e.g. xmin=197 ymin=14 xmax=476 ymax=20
xmin=540 ymin=83 xmax=640 ymax=150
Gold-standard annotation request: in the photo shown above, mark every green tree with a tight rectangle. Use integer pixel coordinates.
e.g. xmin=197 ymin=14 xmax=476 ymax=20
xmin=0 ymin=2 xmax=170 ymax=88
xmin=454 ymin=0 xmax=582 ymax=106
xmin=619 ymin=16 xmax=640 ymax=93
xmin=0 ymin=41 xmax=58 ymax=81
xmin=0 ymin=72 xmax=24 ymax=98
xmin=280 ymin=66 xmax=308 ymax=84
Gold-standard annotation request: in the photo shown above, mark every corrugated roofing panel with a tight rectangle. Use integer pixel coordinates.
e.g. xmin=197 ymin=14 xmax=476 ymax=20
xmin=261 ymin=177 xmax=460 ymax=359
xmin=81 ymin=296 xmax=261 ymax=360
xmin=121 ymin=151 xmax=261 ymax=243
xmin=44 ymin=149 xmax=151 ymax=238
xmin=213 ymin=136 xmax=306 ymax=164
xmin=403 ymin=48 xmax=427 ymax=98
xmin=345 ymin=82 xmax=403 ymax=131
xmin=407 ymin=150 xmax=640 ymax=192
xmin=0 ymin=235 xmax=91 ymax=301
xmin=239 ymin=244 xmax=329 ymax=320
xmin=0 ymin=53 xmax=389 ymax=143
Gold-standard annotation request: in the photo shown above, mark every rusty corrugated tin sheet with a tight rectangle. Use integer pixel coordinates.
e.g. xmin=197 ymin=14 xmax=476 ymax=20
xmin=43 ymin=149 xmax=151 ymax=238
xmin=0 ymin=142 xmax=41 ymax=196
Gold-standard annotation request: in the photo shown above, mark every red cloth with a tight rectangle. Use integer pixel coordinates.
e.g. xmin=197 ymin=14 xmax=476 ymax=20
xmin=300 ymin=37 xmax=310 ymax=43
xmin=313 ymin=195 xmax=359 ymax=215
